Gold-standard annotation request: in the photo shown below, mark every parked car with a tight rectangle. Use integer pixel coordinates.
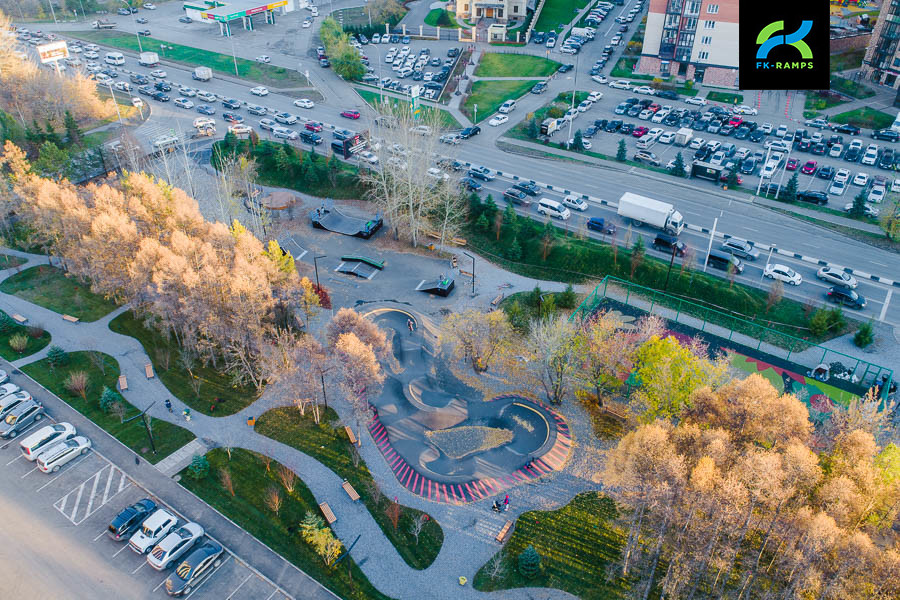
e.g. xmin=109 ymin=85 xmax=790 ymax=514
xmin=249 ymin=86 xmax=269 ymax=96
xmin=797 ymin=190 xmax=828 ymax=205
xmin=633 ymin=150 xmax=660 ymax=166
xmin=108 ymin=499 xmax=159 ymax=541
xmin=164 ymin=541 xmax=224 ymax=597
xmin=651 ymin=233 xmax=686 ymax=256
xmin=148 ymin=522 xmax=205 ymax=570
xmin=586 ymin=217 xmax=616 ymax=234
xmin=0 ymin=399 xmax=44 ymax=438
xmin=764 ymin=263 xmax=802 ymax=285
xmin=129 ymin=508 xmax=179 ymax=554
xmin=36 ymin=435 xmax=91 ymax=473
xmin=817 ymin=266 xmax=858 ymax=289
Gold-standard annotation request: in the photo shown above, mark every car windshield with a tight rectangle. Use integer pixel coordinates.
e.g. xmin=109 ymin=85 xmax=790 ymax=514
xmin=141 ymin=523 xmax=156 ymax=536
xmin=5 ymin=413 xmax=17 ymax=424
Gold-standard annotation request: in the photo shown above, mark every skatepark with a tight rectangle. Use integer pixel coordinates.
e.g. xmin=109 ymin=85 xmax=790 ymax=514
xmin=365 ymin=308 xmax=572 ymax=503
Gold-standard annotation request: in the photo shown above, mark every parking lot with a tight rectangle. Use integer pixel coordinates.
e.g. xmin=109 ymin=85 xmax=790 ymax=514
xmin=0 ymin=420 xmax=291 ymax=600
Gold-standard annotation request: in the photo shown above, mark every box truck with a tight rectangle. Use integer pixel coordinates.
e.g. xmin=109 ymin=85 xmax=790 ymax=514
xmin=92 ymin=19 xmax=116 ymax=29
xmin=192 ymin=66 xmax=212 ymax=81
xmin=540 ymin=117 xmax=561 ymax=136
xmin=138 ymin=52 xmax=159 ymax=67
xmin=616 ymin=192 xmax=685 ymax=235
xmin=674 ymin=127 xmax=693 ymax=147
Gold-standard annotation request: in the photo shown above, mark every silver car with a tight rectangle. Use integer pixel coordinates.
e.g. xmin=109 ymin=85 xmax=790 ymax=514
xmin=816 ymin=266 xmax=858 ymax=289
xmin=147 ymin=522 xmax=204 ymax=570
xmin=720 ymin=238 xmax=760 ymax=261
xmin=0 ymin=399 xmax=44 ymax=438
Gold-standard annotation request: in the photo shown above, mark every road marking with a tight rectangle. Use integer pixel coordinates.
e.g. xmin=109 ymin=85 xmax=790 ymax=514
xmin=265 ymin=590 xmax=280 ymax=600
xmin=21 ymin=466 xmax=39 ymax=478
xmin=93 ymin=529 xmax=107 ymax=542
xmin=184 ymin=554 xmax=231 ymax=600
xmin=53 ymin=464 xmax=131 ymax=525
xmin=113 ymin=544 xmax=130 ymax=558
xmin=224 ymin=574 xmax=252 ymax=600
xmin=68 ymin=479 xmax=85 ymax=522
xmin=153 ymin=575 xmax=169 ymax=592
xmin=6 ymin=454 xmax=23 ymax=466
xmin=132 ymin=560 xmax=147 ymax=574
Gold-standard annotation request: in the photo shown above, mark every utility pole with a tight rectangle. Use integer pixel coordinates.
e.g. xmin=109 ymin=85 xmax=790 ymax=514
xmin=463 ymin=251 xmax=475 ymax=295
xmin=703 ymin=217 xmax=718 ymax=273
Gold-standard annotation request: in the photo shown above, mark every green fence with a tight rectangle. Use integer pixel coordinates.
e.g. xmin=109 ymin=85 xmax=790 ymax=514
xmin=572 ymin=276 xmax=894 ymax=396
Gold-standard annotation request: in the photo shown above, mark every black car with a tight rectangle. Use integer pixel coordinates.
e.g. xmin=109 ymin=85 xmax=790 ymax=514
xmin=740 ymin=158 xmax=756 ymax=174
xmin=154 ymin=81 xmax=171 ymax=92
xmin=797 ymin=190 xmax=828 ymax=205
xmin=431 ymin=57 xmax=442 ymax=67
xmin=827 ymin=286 xmax=866 ymax=309
xmin=720 ymin=124 xmax=735 ymax=137
xmin=605 ymin=119 xmax=622 ymax=132
xmin=694 ymin=147 xmax=712 ymax=162
xmin=179 ymin=16 xmax=193 ymax=23
xmin=412 ymin=71 xmax=424 ymax=81
xmin=817 ymin=165 xmax=835 ymax=179
xmin=749 ymin=129 xmax=766 ymax=142
xmin=222 ymin=98 xmax=241 ymax=109
xmin=424 ymin=81 xmax=443 ymax=91
xmin=532 ymin=32 xmax=546 ymax=44
xmin=872 ymin=129 xmax=899 ymax=142
xmin=655 ymin=90 xmax=679 ymax=100
xmin=583 ymin=126 xmax=598 ymax=138
xmin=637 ymin=98 xmax=653 ymax=108
xmin=586 ymin=217 xmax=616 ymax=234
xmin=733 ymin=126 xmax=750 ymax=140
xmin=626 ymin=104 xmax=642 ymax=117
xmin=593 ymin=118 xmax=608 ymax=129
xmin=100 ymin=68 xmax=119 ymax=78
xmin=651 ymin=233 xmax=687 ymax=256
xmin=619 ymin=123 xmax=635 ymax=135
xmin=459 ymin=177 xmax=482 ymax=192
xmin=130 ymin=74 xmax=149 ymax=84
xmin=447 ymin=47 xmax=460 ymax=57
xmin=759 ymin=182 xmax=781 ymax=196
xmin=797 ymin=139 xmax=812 ymax=152
xmin=319 ymin=58 xmax=330 ymax=68
xmin=503 ymin=188 xmax=530 ymax=205
xmin=811 ymin=142 xmax=826 ymax=155
xmin=459 ymin=126 xmax=481 ymax=139
xmin=299 ymin=130 xmax=322 ymax=145
xmin=107 ymin=498 xmax=157 ymax=541
xmin=151 ymin=91 xmax=170 ymax=102
xmin=879 ymin=149 xmax=895 ymax=169
xmin=557 ymin=63 xmax=574 ymax=73
xmin=663 ymin=114 xmax=680 ymax=127
xmin=827 ymin=134 xmax=843 ymax=147
xmin=833 ymin=123 xmax=860 ymax=135
xmin=844 ymin=147 xmax=861 ymax=162
xmin=164 ymin=541 xmax=224 ymax=597
xmin=512 ymin=181 xmax=540 ymax=196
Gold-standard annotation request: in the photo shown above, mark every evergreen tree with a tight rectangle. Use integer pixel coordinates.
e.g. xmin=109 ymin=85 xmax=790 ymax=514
xmin=46 ymin=346 xmax=69 ymax=368
xmin=573 ymin=128 xmax=584 ymax=151
xmin=482 ymin=194 xmax=498 ymax=223
xmin=63 ymin=110 xmax=83 ymax=147
xmin=518 ymin=545 xmax=541 ymax=579
xmin=222 ymin=131 xmax=238 ymax=151
xmin=304 ymin=152 xmax=320 ymax=185
xmin=557 ymin=283 xmax=577 ymax=308
xmin=0 ymin=312 xmax=14 ymax=334
xmin=670 ymin=151 xmax=686 ymax=177
xmin=505 ymin=235 xmax=522 ymax=261
xmin=525 ymin=117 xmax=539 ymax=139
xmin=502 ymin=202 xmax=518 ymax=233
xmin=782 ymin=172 xmax=799 ymax=202
xmin=33 ymin=142 xmax=70 ymax=179
xmin=850 ymin=189 xmax=868 ymax=217
xmin=25 ymin=120 xmax=44 ymax=147
xmin=188 ymin=455 xmax=210 ymax=479
xmin=476 ymin=213 xmax=490 ymax=231
xmin=726 ymin=168 xmax=739 ymax=189
xmin=100 ymin=386 xmax=120 ymax=413
xmin=616 ymin=139 xmax=627 ymax=162
xmin=43 ymin=119 xmax=61 ymax=147
xmin=274 ymin=145 xmax=291 ymax=175
xmin=468 ymin=192 xmax=483 ymax=221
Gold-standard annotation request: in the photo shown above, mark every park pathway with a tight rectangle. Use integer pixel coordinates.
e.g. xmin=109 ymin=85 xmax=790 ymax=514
xmin=0 ymin=247 xmax=590 ymax=600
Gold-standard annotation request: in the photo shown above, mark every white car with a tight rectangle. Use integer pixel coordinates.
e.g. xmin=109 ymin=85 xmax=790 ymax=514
xmin=764 ymin=263 xmax=802 ymax=286
xmin=256 ymin=55 xmax=271 ymax=63
xmin=759 ymin=122 xmax=773 ymax=134
xmin=689 ymin=137 xmax=705 ymax=149
xmin=174 ymin=98 xmax=194 ymax=109
xmin=591 ymin=75 xmax=607 ymax=84
xmin=84 ymin=51 xmax=99 ymax=59
xmin=892 ymin=178 xmax=900 ymax=193
xmin=178 ymin=86 xmax=197 ymax=97
xmin=828 ymin=179 xmax=847 ymax=196
xmin=610 ymin=35 xmax=622 ymax=45
xmin=426 ymin=167 xmax=449 ymax=181
xmin=587 ymin=91 xmax=603 ymax=102
xmin=733 ymin=104 xmax=758 ymax=115
xmin=564 ymin=108 xmax=579 ymax=121
xmin=144 ymin=2 xmax=156 ymax=8
xmin=228 ymin=124 xmax=252 ymax=136
xmin=834 ymin=168 xmax=851 ymax=184
xmin=250 ymin=86 xmax=269 ymax=96
xmin=85 ymin=44 xmax=99 ymax=51
xmin=113 ymin=81 xmax=132 ymax=92
xmin=829 ymin=143 xmax=843 ymax=158
xmin=868 ymin=185 xmax=886 ymax=203
xmin=852 ymin=172 xmax=869 ymax=186
xmin=36 ymin=435 xmax=90 ymax=473
xmin=294 ymin=98 xmax=315 ymax=109
xmin=489 ymin=114 xmax=509 ymax=127
xmin=633 ymin=85 xmax=654 ymax=95
xmin=0 ymin=383 xmax=19 ymax=398
xmin=409 ymin=125 xmax=432 ymax=136
xmin=568 ymin=138 xmax=592 ymax=149
xmin=658 ymin=131 xmax=676 ymax=144
xmin=685 ymin=96 xmax=707 ymax=106
xmin=577 ymin=100 xmax=592 ymax=112
xmin=817 ymin=266 xmax=858 ymax=289
xmin=147 ymin=522 xmax=204 ymax=570
xmin=647 ymin=127 xmax=664 ymax=139
xmin=131 ymin=97 xmax=143 ymax=108
xmin=272 ymin=127 xmax=298 ymax=140
xmin=193 ymin=117 xmax=215 ymax=129
xmin=150 ymin=69 xmax=167 ymax=78
xmin=129 ymin=508 xmax=178 ymax=554
xmin=848 ymin=138 xmax=864 ymax=151
xmin=302 ymin=18 xmax=311 ymax=28
xmin=562 ymin=194 xmax=588 ymax=211
xmin=843 ymin=202 xmax=880 ymax=218
xmin=861 ymin=144 xmax=879 ymax=165
xmin=358 ymin=151 xmax=379 ymax=164
xmin=609 ymin=80 xmax=632 ymax=89
xmin=196 ymin=91 xmax=216 ymax=102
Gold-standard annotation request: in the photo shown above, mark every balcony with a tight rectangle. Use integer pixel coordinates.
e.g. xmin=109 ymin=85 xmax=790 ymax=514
xmin=666 ymin=0 xmax=683 ymax=13
xmin=660 ymin=43 xmax=676 ymax=59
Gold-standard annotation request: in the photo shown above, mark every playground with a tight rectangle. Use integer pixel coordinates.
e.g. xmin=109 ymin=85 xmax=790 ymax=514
xmin=364 ymin=308 xmax=571 ymax=504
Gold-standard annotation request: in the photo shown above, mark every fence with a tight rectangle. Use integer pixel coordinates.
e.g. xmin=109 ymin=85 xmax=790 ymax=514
xmin=572 ymin=276 xmax=894 ymax=396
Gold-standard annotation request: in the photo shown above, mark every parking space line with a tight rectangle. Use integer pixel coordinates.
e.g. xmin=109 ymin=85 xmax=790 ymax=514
xmin=113 ymin=544 xmax=130 ymax=558
xmin=36 ymin=453 xmax=90 ymax=491
xmin=93 ymin=529 xmax=107 ymax=542
xmin=153 ymin=575 xmax=169 ymax=592
xmin=132 ymin=560 xmax=147 ymax=575
xmin=53 ymin=464 xmax=131 ymax=525
xmin=84 ymin=466 xmax=103 ymax=517
xmin=184 ymin=554 xmax=231 ymax=600
xmin=224 ymin=574 xmax=252 ymax=600
xmin=6 ymin=454 xmax=23 ymax=466
xmin=265 ymin=590 xmax=279 ymax=600
xmin=68 ymin=480 xmax=86 ymax=522
xmin=21 ymin=466 xmax=38 ymax=478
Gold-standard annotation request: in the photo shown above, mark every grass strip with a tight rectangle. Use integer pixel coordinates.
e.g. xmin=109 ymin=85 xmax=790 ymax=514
xmin=0 ymin=253 xmax=27 ymax=269
xmin=0 ymin=265 xmax=117 ymax=322
xmin=830 ymin=106 xmax=895 ymax=130
xmin=463 ymin=80 xmax=540 ymax=123
xmin=0 ymin=310 xmax=51 ymax=360
xmin=23 ymin=351 xmax=195 ymax=463
xmin=475 ymin=53 xmax=560 ymax=78
xmin=355 ymin=88 xmax=462 ymax=129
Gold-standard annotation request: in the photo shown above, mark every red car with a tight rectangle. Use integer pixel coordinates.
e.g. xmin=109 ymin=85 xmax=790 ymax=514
xmin=719 ymin=171 xmax=743 ymax=184
xmin=340 ymin=110 xmax=361 ymax=119
xmin=305 ymin=121 xmax=323 ymax=132
xmin=728 ymin=116 xmax=743 ymax=127
xmin=632 ymin=126 xmax=649 ymax=137
xmin=647 ymin=103 xmax=661 ymax=113
xmin=801 ymin=160 xmax=818 ymax=174
xmin=785 ymin=158 xmax=800 ymax=171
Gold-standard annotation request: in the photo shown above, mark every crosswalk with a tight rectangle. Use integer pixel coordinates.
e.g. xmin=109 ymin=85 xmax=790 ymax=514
xmin=53 ymin=464 xmax=131 ymax=525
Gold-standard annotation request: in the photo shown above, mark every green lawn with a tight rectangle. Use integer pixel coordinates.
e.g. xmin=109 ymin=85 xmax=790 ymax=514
xmin=0 ymin=253 xmax=26 ymax=269
xmin=180 ymin=448 xmax=392 ymax=600
xmin=255 ymin=407 xmax=444 ymax=570
xmin=830 ymin=48 xmax=867 ymax=72
xmin=0 ymin=265 xmax=117 ymax=322
xmin=109 ymin=311 xmax=259 ymax=416
xmin=475 ymin=53 xmax=560 ymax=78
xmin=831 ymin=106 xmax=895 ymax=130
xmin=0 ymin=310 xmax=51 ymax=360
xmin=473 ymin=492 xmax=628 ymax=598
xmin=463 ymin=80 xmax=537 ymax=123
xmin=804 ymin=91 xmax=848 ymax=113
xmin=355 ymin=88 xmax=462 ymax=129
xmin=829 ymin=75 xmax=876 ymax=99
xmin=70 ymin=31 xmax=309 ymax=88
xmin=23 ymin=351 xmax=195 ymax=463
xmin=424 ymin=8 xmax=459 ymax=27
xmin=534 ymin=0 xmax=591 ymax=33
xmin=706 ymin=91 xmax=744 ymax=104
xmin=610 ymin=57 xmax=649 ymax=79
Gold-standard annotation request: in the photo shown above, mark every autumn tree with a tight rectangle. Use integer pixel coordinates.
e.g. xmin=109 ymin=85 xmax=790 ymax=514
xmin=441 ymin=309 xmax=517 ymax=373
xmin=523 ymin=315 xmax=576 ymax=405
xmin=333 ymin=332 xmax=385 ymax=445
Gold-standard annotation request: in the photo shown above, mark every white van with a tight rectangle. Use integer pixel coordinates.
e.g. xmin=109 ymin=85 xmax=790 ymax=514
xmin=152 ymin=135 xmax=179 ymax=152
xmin=20 ymin=422 xmax=76 ymax=461
xmin=635 ymin=137 xmax=655 ymax=150
xmin=105 ymin=52 xmax=125 ymax=66
xmin=36 ymin=436 xmax=91 ymax=473
xmin=538 ymin=198 xmax=570 ymax=220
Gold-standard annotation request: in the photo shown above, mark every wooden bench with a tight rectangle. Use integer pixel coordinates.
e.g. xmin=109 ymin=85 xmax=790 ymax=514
xmin=145 ymin=363 xmax=154 ymax=379
xmin=118 ymin=375 xmax=128 ymax=391
xmin=319 ymin=501 xmax=337 ymax=524
xmin=344 ymin=425 xmax=358 ymax=446
xmin=11 ymin=314 xmax=27 ymax=325
xmin=496 ymin=520 xmax=513 ymax=543
xmin=62 ymin=314 xmax=79 ymax=323
xmin=342 ymin=480 xmax=360 ymax=501
xmin=491 ymin=293 xmax=504 ymax=307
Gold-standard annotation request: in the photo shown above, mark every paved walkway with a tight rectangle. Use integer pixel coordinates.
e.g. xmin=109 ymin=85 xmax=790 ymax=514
xmin=0 ymin=247 xmax=587 ymax=599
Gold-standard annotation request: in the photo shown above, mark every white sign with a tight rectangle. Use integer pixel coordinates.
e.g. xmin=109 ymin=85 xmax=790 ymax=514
xmin=37 ymin=40 xmax=69 ymax=64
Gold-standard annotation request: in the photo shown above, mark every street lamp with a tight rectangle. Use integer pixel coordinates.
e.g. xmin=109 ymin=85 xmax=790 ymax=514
xmin=120 ymin=1 xmax=143 ymax=53
xmin=106 ymin=80 xmax=125 ymax=132
xmin=762 ymin=244 xmax=776 ymax=281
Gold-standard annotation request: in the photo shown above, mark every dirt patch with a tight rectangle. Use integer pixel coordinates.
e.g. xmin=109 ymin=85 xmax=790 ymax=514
xmin=425 ymin=425 xmax=514 ymax=458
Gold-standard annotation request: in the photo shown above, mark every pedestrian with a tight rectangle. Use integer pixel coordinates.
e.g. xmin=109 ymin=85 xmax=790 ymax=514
xmin=210 ymin=403 xmax=216 ymax=413
xmin=504 ymin=494 xmax=509 ymax=506
xmin=164 ymin=398 xmax=172 ymax=413
xmin=134 ymin=456 xmax=139 ymax=466
xmin=407 ymin=318 xmax=414 ymax=333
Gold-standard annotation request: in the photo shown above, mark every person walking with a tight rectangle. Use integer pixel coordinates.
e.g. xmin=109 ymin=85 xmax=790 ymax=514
xmin=407 ymin=318 xmax=414 ymax=334
xmin=164 ymin=398 xmax=172 ymax=413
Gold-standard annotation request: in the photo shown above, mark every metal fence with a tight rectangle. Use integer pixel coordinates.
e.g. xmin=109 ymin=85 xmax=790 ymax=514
xmin=572 ymin=276 xmax=894 ymax=396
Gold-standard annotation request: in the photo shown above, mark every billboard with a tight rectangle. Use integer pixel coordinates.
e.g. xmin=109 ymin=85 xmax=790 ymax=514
xmin=37 ymin=41 xmax=69 ymax=64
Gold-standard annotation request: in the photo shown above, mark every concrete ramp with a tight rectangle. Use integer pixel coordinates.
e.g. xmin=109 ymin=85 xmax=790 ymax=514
xmin=310 ymin=205 xmax=383 ymax=238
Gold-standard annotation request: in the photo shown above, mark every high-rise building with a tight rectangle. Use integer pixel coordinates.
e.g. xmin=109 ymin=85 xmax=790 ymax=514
xmin=861 ymin=0 xmax=900 ymax=88
xmin=636 ymin=0 xmax=739 ymax=88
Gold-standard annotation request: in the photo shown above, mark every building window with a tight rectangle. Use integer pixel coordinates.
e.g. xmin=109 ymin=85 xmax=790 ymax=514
xmin=698 ymin=51 xmax=709 ymax=60
xmin=706 ymin=3 xmax=718 ymax=13
xmin=463 ymin=3 xmax=468 ymax=11
xmin=703 ymin=20 xmax=715 ymax=29
xmin=665 ymin=13 xmax=681 ymax=28
xmin=681 ymin=17 xmax=696 ymax=31
xmin=701 ymin=36 xmax=711 ymax=44
xmin=497 ymin=8 xmax=503 ymax=16
xmin=513 ymin=4 xmax=519 ymax=12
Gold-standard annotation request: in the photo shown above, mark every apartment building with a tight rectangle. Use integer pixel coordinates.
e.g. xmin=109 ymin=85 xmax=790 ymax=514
xmin=861 ymin=0 xmax=900 ymax=88
xmin=636 ymin=0 xmax=739 ymax=88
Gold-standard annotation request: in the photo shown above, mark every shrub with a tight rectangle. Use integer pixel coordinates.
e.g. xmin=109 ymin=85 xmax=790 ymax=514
xmin=854 ymin=321 xmax=874 ymax=348
xmin=557 ymin=284 xmax=577 ymax=309
xmin=64 ymin=370 xmax=88 ymax=399
xmin=187 ymin=455 xmax=210 ymax=479
xmin=518 ymin=544 xmax=542 ymax=578
xmin=99 ymin=386 xmax=120 ymax=413
xmin=9 ymin=333 xmax=28 ymax=353
xmin=46 ymin=345 xmax=68 ymax=368
xmin=26 ymin=325 xmax=45 ymax=339
xmin=809 ymin=307 xmax=846 ymax=338
xmin=0 ymin=312 xmax=14 ymax=334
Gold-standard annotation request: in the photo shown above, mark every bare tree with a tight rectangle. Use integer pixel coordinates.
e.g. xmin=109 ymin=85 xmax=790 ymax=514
xmin=110 ymin=401 xmax=127 ymax=423
xmin=219 ymin=468 xmax=235 ymax=496
xmin=524 ymin=315 xmax=577 ymax=405
xmin=277 ymin=464 xmax=297 ymax=493
xmin=265 ymin=486 xmax=283 ymax=515
xmin=88 ymin=350 xmax=107 ymax=376
xmin=485 ymin=554 xmax=508 ymax=581
xmin=333 ymin=332 xmax=385 ymax=446
xmin=408 ymin=513 xmax=428 ymax=545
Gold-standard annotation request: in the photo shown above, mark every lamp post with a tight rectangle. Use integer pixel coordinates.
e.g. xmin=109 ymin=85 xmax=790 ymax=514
xmin=106 ymin=80 xmax=125 ymax=132
xmin=228 ymin=31 xmax=239 ymax=76
xmin=473 ymin=103 xmax=477 ymax=125
xmin=120 ymin=1 xmax=143 ymax=53
xmin=762 ymin=244 xmax=776 ymax=281
xmin=703 ymin=216 xmax=718 ymax=273
xmin=463 ymin=251 xmax=475 ymax=295
xmin=313 ymin=254 xmax=326 ymax=289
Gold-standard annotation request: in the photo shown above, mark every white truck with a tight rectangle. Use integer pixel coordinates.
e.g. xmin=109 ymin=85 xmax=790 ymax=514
xmin=92 ymin=19 xmax=116 ymax=29
xmin=192 ymin=66 xmax=212 ymax=81
xmin=138 ymin=52 xmax=159 ymax=67
xmin=570 ymin=26 xmax=595 ymax=39
xmin=616 ymin=192 xmax=685 ymax=235
xmin=674 ymin=127 xmax=693 ymax=147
